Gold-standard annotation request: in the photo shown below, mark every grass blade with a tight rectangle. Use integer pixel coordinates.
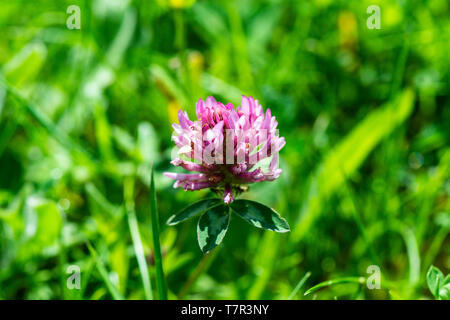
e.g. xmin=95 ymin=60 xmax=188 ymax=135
xmin=288 ymin=272 xmax=311 ymax=300
xmin=149 ymin=167 xmax=168 ymax=300
xmin=124 ymin=176 xmax=153 ymax=300
xmin=304 ymin=276 xmax=365 ymax=296
xmin=399 ymin=225 xmax=421 ymax=286
xmin=87 ymin=242 xmax=124 ymax=300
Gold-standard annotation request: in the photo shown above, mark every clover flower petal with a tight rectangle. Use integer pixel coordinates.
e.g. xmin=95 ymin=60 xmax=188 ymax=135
xmin=164 ymin=95 xmax=285 ymax=203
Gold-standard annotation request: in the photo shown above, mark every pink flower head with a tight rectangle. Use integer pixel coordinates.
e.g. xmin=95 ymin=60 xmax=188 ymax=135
xmin=164 ymin=95 xmax=285 ymax=203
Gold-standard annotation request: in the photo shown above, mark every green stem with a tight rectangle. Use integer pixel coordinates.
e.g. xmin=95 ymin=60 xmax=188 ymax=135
xmin=149 ymin=167 xmax=168 ymax=300
xmin=178 ymin=248 xmax=219 ymax=299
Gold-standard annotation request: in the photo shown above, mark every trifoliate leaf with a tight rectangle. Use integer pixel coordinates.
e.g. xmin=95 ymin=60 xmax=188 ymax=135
xmin=230 ymin=199 xmax=290 ymax=233
xmin=167 ymin=198 xmax=222 ymax=225
xmin=197 ymin=204 xmax=230 ymax=254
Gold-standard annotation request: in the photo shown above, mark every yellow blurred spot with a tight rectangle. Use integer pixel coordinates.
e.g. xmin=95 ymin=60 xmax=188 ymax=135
xmin=338 ymin=11 xmax=358 ymax=50
xmin=188 ymin=51 xmax=204 ymax=70
xmin=157 ymin=0 xmax=196 ymax=9
xmin=168 ymin=100 xmax=182 ymax=125
xmin=188 ymin=51 xmax=204 ymax=83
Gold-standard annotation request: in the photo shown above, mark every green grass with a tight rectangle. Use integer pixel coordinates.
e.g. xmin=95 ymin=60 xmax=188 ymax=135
xmin=0 ymin=0 xmax=449 ymax=300
xmin=125 ymin=175 xmax=153 ymax=300
xmin=149 ymin=167 xmax=168 ymax=300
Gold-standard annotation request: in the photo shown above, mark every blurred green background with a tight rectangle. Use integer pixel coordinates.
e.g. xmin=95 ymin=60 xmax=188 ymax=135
xmin=0 ymin=0 xmax=449 ymax=300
